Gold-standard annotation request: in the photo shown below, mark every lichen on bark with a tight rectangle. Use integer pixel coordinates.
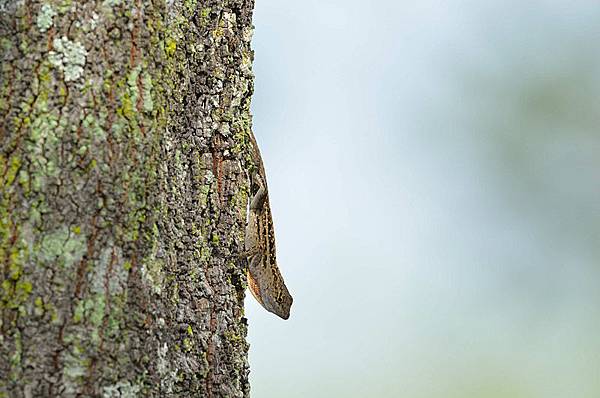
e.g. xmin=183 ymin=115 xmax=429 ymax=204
xmin=1 ymin=0 xmax=257 ymax=396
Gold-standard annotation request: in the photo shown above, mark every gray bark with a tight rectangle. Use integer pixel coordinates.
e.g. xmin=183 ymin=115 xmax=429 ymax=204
xmin=1 ymin=0 xmax=256 ymax=396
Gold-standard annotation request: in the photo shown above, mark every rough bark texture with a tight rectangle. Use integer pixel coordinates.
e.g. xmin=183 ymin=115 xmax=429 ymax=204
xmin=0 ymin=0 xmax=257 ymax=396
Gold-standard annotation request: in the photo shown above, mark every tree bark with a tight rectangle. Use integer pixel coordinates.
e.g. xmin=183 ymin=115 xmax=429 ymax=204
xmin=1 ymin=0 xmax=256 ymax=396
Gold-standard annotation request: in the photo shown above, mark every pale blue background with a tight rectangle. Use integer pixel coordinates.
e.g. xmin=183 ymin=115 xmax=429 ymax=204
xmin=246 ymin=1 xmax=600 ymax=397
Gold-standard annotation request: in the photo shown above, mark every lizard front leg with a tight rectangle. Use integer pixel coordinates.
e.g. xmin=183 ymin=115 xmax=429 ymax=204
xmin=246 ymin=251 xmax=266 ymax=307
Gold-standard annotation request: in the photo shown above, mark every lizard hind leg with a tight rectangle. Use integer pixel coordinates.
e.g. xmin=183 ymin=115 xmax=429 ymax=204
xmin=246 ymin=269 xmax=265 ymax=307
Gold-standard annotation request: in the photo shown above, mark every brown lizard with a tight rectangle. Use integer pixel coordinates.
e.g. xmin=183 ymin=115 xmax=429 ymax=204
xmin=244 ymin=132 xmax=293 ymax=319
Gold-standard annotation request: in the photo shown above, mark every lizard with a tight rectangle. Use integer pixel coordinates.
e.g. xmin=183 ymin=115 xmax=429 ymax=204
xmin=243 ymin=131 xmax=293 ymax=320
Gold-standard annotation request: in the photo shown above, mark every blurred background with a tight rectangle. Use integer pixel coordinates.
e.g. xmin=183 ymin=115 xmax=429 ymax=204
xmin=245 ymin=1 xmax=600 ymax=397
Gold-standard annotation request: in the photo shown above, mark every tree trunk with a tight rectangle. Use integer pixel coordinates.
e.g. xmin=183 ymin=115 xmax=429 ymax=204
xmin=1 ymin=0 xmax=256 ymax=396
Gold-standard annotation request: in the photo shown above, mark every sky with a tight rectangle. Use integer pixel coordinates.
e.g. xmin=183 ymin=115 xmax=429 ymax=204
xmin=245 ymin=1 xmax=600 ymax=397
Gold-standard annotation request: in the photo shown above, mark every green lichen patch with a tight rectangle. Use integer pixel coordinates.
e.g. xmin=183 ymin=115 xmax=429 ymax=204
xmin=33 ymin=296 xmax=45 ymax=317
xmin=165 ymin=38 xmax=177 ymax=57
xmin=36 ymin=4 xmax=57 ymax=33
xmin=82 ymin=113 xmax=107 ymax=142
xmin=141 ymin=256 xmax=165 ymax=295
xmin=48 ymin=37 xmax=88 ymax=82
xmin=0 ymin=155 xmax=21 ymax=191
xmin=126 ymin=66 xmax=142 ymax=115
xmin=0 ymin=278 xmax=33 ymax=312
xmin=0 ymin=177 xmax=32 ymax=315
xmin=141 ymin=71 xmax=154 ymax=113
xmin=26 ymin=109 xmax=61 ymax=191
xmin=60 ymin=339 xmax=91 ymax=395
xmin=182 ymin=337 xmax=193 ymax=352
xmin=200 ymin=7 xmax=211 ymax=22
xmin=9 ymin=330 xmax=22 ymax=375
xmin=36 ymin=226 xmax=87 ymax=269
xmin=114 ymin=64 xmax=155 ymax=136
xmin=71 ymin=294 xmax=106 ymax=344
xmin=224 ymin=330 xmax=244 ymax=345
xmin=28 ymin=112 xmax=58 ymax=148
xmin=102 ymin=381 xmax=141 ymax=398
